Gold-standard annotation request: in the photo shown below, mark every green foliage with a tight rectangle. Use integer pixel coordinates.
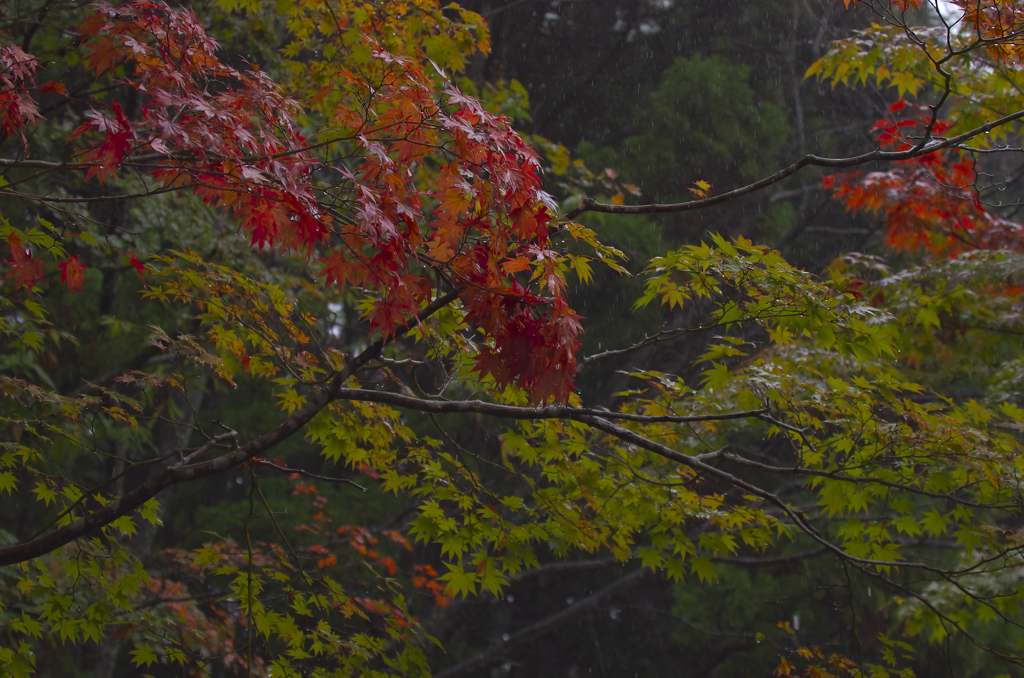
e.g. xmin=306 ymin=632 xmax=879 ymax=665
xmin=5 ymin=0 xmax=1024 ymax=676
xmin=591 ymin=55 xmax=790 ymax=202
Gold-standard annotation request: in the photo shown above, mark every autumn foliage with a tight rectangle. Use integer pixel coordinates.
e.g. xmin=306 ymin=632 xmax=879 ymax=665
xmin=7 ymin=0 xmax=1024 ymax=676
xmin=824 ymin=100 xmax=1024 ymax=253
xmin=5 ymin=0 xmax=580 ymax=401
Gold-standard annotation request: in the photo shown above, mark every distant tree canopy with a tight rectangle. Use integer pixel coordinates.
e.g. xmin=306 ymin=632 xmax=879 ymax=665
xmin=3 ymin=1 xmax=1024 ymax=677
xmin=605 ymin=54 xmax=791 ymax=201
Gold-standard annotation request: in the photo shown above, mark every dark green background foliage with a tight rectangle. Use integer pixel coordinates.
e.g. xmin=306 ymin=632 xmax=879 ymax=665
xmin=1 ymin=0 xmax=1019 ymax=677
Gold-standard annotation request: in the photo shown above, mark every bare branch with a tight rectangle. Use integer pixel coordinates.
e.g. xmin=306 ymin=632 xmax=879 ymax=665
xmin=254 ymin=459 xmax=366 ymax=491
xmin=564 ymin=108 xmax=1024 ymax=219
xmin=333 ymin=388 xmax=767 ymax=424
xmin=434 ymin=568 xmax=649 ymax=678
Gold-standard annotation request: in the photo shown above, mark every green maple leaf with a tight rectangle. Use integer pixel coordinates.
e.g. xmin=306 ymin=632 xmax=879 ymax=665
xmin=55 ymin=618 xmax=79 ymax=644
xmin=138 ymin=498 xmax=162 ymax=526
xmin=478 ymin=559 xmax=509 ymax=596
xmin=130 ymin=644 xmax=158 ymax=668
xmin=892 ymin=515 xmax=922 ymax=537
xmin=192 ymin=545 xmax=222 ymax=569
xmin=921 ymin=510 xmax=950 ymax=536
xmin=690 ymin=557 xmax=717 ymax=583
xmin=110 ymin=515 xmax=138 ymax=538
xmin=440 ymin=563 xmax=478 ymax=597
xmin=701 ymin=362 xmax=731 ymax=392
xmin=32 ymin=482 xmax=56 ymax=506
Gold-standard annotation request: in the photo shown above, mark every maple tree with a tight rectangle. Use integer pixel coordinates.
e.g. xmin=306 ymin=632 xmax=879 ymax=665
xmin=4 ymin=0 xmax=1024 ymax=676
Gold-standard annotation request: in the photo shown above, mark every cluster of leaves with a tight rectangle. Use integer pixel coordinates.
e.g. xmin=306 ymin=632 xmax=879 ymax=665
xmin=821 ymin=100 xmax=1023 ymax=253
xmin=0 ymin=44 xmax=40 ymax=142
xmin=7 ymin=0 xmax=1024 ymax=676
xmin=808 ymin=0 xmax=1024 ymax=254
xmin=2 ymin=0 xmax=598 ymax=403
xmin=774 ymin=632 xmax=916 ymax=678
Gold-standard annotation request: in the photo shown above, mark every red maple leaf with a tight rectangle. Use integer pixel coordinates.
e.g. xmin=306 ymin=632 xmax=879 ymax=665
xmin=5 ymin=235 xmax=45 ymax=291
xmin=128 ymin=253 xmax=146 ymax=282
xmin=77 ymin=11 xmax=106 ymax=38
xmin=83 ymin=102 xmax=134 ymax=183
xmin=319 ymin=251 xmax=366 ymax=289
xmin=58 ymin=256 xmax=87 ymax=292
xmin=0 ymin=45 xmax=41 ymax=138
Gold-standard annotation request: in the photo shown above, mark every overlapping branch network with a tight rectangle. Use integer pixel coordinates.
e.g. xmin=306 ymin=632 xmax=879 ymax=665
xmin=5 ymin=0 xmax=1024 ymax=673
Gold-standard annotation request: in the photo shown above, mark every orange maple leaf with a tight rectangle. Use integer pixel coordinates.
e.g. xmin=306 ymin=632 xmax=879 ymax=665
xmin=40 ymin=81 xmax=68 ymax=96
xmin=689 ymin=179 xmax=712 ymax=200
xmin=83 ymin=35 xmax=120 ymax=77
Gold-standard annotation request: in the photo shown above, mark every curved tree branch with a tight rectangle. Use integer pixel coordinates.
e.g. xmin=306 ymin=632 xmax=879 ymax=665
xmin=434 ymin=567 xmax=649 ymax=678
xmin=563 ymin=108 xmax=1024 ymax=220
xmin=0 ymin=289 xmax=461 ymax=568
xmin=333 ymin=387 xmax=768 ymax=424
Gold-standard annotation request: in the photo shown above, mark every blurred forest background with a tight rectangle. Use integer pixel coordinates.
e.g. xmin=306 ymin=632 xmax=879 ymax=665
xmin=2 ymin=0 xmax=1002 ymax=676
